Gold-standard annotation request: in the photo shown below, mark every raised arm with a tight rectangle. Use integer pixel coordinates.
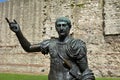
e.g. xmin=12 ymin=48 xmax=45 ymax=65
xmin=5 ymin=18 xmax=41 ymax=52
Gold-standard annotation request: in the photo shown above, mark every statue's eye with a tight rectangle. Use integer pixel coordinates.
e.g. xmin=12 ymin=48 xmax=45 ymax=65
xmin=62 ymin=24 xmax=66 ymax=26
xmin=57 ymin=24 xmax=61 ymax=27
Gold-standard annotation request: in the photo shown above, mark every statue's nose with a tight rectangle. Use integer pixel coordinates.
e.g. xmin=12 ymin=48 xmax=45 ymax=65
xmin=60 ymin=26 xmax=64 ymax=30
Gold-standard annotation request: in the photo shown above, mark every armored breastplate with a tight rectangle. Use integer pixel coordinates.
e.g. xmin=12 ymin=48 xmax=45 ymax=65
xmin=48 ymin=38 xmax=74 ymax=80
xmin=49 ymin=40 xmax=69 ymax=69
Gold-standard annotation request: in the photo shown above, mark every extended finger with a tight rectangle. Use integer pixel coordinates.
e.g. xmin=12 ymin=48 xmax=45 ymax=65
xmin=5 ymin=17 xmax=10 ymax=24
xmin=13 ymin=19 xmax=17 ymax=24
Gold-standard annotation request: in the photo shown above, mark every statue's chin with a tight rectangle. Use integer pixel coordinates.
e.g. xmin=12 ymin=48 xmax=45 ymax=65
xmin=58 ymin=32 xmax=69 ymax=37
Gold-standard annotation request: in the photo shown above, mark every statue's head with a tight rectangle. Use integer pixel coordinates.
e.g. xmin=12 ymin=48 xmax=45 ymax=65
xmin=55 ymin=17 xmax=71 ymax=28
xmin=55 ymin=17 xmax=71 ymax=37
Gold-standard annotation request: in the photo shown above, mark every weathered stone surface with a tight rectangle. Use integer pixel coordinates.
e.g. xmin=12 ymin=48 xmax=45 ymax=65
xmin=104 ymin=0 xmax=120 ymax=35
xmin=0 ymin=0 xmax=120 ymax=77
xmin=0 ymin=53 xmax=50 ymax=74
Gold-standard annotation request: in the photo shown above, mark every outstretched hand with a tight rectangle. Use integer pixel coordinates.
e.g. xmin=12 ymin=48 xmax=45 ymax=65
xmin=5 ymin=18 xmax=20 ymax=33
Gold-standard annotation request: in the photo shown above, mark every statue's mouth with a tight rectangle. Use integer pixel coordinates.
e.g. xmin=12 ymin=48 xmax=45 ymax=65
xmin=60 ymin=31 xmax=65 ymax=34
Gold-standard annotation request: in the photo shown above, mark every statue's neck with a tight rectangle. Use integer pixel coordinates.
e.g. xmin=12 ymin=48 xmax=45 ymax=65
xmin=58 ymin=35 xmax=69 ymax=42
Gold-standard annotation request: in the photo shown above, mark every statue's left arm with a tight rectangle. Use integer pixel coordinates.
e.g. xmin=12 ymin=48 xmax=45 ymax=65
xmin=72 ymin=40 xmax=95 ymax=80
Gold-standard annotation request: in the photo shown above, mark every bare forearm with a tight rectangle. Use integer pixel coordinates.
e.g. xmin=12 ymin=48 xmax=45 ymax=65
xmin=15 ymin=31 xmax=31 ymax=52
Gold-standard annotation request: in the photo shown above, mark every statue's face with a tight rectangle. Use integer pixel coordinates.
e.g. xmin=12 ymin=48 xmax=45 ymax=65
xmin=56 ymin=21 xmax=70 ymax=37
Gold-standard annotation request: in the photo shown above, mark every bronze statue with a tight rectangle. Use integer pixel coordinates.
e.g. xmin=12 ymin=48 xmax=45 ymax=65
xmin=6 ymin=17 xmax=95 ymax=80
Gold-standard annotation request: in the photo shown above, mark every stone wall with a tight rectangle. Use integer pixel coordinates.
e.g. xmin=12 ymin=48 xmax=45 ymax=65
xmin=0 ymin=0 xmax=120 ymax=77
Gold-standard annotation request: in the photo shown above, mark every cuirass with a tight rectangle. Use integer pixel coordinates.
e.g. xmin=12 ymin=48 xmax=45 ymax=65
xmin=48 ymin=39 xmax=74 ymax=80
